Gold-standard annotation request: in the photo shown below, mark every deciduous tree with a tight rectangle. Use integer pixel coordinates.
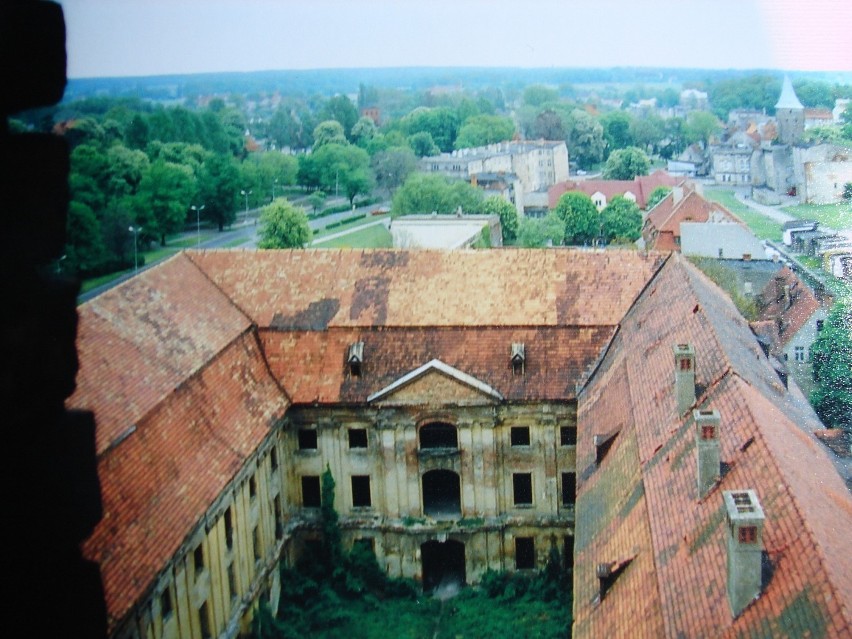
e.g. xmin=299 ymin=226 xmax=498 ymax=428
xmin=258 ymin=199 xmax=312 ymax=249
xmin=392 ymin=174 xmax=483 ymax=215
xmin=518 ymin=212 xmax=565 ymax=248
xmin=811 ymin=299 xmax=852 ymax=432
xmin=482 ymin=196 xmax=519 ymax=243
xmin=600 ymin=195 xmax=642 ymax=243
xmin=132 ymin=160 xmax=196 ymax=245
xmin=197 ymin=153 xmax=241 ymax=231
xmin=603 ymin=146 xmax=650 ymax=180
xmin=645 ymin=186 xmax=671 ymax=211
xmin=372 ymin=146 xmax=418 ymax=196
xmin=312 ymin=120 xmax=347 ymax=150
xmin=454 ymin=115 xmax=515 ymax=149
xmin=554 ymin=191 xmax=599 ymax=244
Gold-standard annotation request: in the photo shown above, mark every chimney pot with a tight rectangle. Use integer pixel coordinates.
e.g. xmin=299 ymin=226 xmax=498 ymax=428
xmin=694 ymin=408 xmax=721 ymax=496
xmin=723 ymin=490 xmax=765 ymax=617
xmin=673 ymin=344 xmax=696 ymax=414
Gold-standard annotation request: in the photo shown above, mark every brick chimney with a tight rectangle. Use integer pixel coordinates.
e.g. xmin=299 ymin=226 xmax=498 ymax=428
xmin=694 ymin=409 xmax=720 ymax=496
xmin=673 ymin=343 xmax=696 ymax=414
xmin=723 ymin=490 xmax=765 ymax=617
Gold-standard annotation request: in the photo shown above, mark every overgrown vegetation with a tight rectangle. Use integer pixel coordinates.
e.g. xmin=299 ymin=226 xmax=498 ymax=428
xmin=253 ymin=468 xmax=572 ymax=639
xmin=688 ymin=257 xmax=758 ymax=320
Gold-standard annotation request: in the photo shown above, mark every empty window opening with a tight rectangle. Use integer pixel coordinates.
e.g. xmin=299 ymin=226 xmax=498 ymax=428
xmin=513 ymin=473 xmax=533 ymax=506
xmin=564 ymin=536 xmax=575 ymax=569
xmin=160 ymin=587 xmax=173 ymax=619
xmin=422 ymin=469 xmax=461 ymax=517
xmin=298 ymin=429 xmax=318 ymax=450
xmin=253 ymin=525 xmax=261 ymax=562
xmin=560 ymin=426 xmax=577 ymax=446
xmin=270 ymin=446 xmax=278 ymax=471
xmin=794 ymin=346 xmax=805 ymax=362
xmin=515 ymin=537 xmax=535 ymax=570
xmin=738 ymin=525 xmax=758 ymax=544
xmin=273 ymin=496 xmax=283 ymax=539
xmin=198 ymin=601 xmax=212 ymax=639
xmin=227 ymin=562 xmax=237 ymax=602
xmin=421 ymin=539 xmax=466 ymax=592
xmin=561 ymin=472 xmax=576 ymax=506
xmin=249 ymin=476 xmax=257 ymax=500
xmin=511 ymin=426 xmax=531 ymax=446
xmin=302 ymin=475 xmax=321 ymax=508
xmin=351 ymin=475 xmax=372 ymax=508
xmin=420 ymin=422 xmax=458 ymax=449
xmin=224 ymin=507 xmax=234 ymax=550
xmin=348 ymin=428 xmax=368 ymax=449
xmin=193 ymin=544 xmax=205 ymax=574
xmin=816 ymin=320 xmax=824 ymax=332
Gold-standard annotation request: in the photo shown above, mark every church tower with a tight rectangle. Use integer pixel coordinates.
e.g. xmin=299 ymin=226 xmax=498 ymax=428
xmin=775 ymin=76 xmax=804 ymax=145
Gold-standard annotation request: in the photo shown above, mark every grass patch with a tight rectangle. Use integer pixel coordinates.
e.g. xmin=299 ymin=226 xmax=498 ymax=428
xmin=314 ymin=223 xmax=392 ymax=249
xmin=80 ymin=270 xmax=129 ymax=293
xmin=703 ymin=188 xmax=783 ymax=241
xmin=688 ymin=256 xmax=759 ymax=320
xmin=781 ymin=202 xmax=852 ymax=230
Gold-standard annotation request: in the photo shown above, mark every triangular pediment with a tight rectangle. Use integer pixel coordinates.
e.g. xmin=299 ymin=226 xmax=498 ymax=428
xmin=367 ymin=359 xmax=503 ymax=406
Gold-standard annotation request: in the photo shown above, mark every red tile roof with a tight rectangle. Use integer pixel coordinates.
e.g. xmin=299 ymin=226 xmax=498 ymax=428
xmin=548 ymin=170 xmax=679 ymax=210
xmin=756 ymin=266 xmax=830 ymax=350
xmin=79 ymin=331 xmax=286 ymax=632
xmin=642 ymin=189 xmax=743 ymax=252
xmin=261 ymin=326 xmax=615 ymax=404
xmin=187 ymin=249 xmax=663 ymax=329
xmin=70 ymin=253 xmax=253 ymax=454
xmin=575 ymin=254 xmax=852 ymax=638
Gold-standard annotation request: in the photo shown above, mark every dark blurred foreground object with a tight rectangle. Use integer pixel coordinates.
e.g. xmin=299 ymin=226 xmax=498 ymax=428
xmin=1 ymin=2 xmax=107 ymax=637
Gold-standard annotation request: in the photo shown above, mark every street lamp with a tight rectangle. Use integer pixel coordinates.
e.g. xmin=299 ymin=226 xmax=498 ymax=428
xmin=240 ymin=189 xmax=252 ymax=216
xmin=129 ymin=226 xmax=142 ymax=273
xmin=191 ymin=204 xmax=205 ymax=246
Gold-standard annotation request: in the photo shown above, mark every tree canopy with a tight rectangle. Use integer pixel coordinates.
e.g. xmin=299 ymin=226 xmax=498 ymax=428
xmin=553 ymin=192 xmax=599 ymax=245
xmin=454 ymin=115 xmax=515 ymax=149
xmin=482 ymin=196 xmax=519 ymax=243
xmin=600 ymin=195 xmax=642 ymax=243
xmin=602 ymin=146 xmax=650 ymax=180
xmin=810 ymin=299 xmax=852 ymax=432
xmin=518 ymin=212 xmax=565 ymax=248
xmin=258 ymin=199 xmax=312 ymax=249
xmin=131 ymin=160 xmax=196 ymax=245
xmin=645 ymin=186 xmax=671 ymax=211
xmin=392 ymin=174 xmax=483 ymax=216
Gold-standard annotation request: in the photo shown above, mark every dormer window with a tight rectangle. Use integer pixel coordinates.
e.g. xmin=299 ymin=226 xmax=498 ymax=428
xmin=348 ymin=341 xmax=364 ymax=377
xmin=511 ymin=343 xmax=525 ymax=376
xmin=594 ymin=430 xmax=620 ymax=465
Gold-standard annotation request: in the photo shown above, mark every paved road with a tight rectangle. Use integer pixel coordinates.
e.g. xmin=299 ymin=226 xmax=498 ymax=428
xmin=78 ymin=200 xmax=391 ymax=303
xmin=734 ymin=191 xmax=796 ymax=225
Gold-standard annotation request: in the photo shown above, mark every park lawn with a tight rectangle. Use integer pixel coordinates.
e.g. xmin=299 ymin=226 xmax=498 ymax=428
xmin=703 ymin=188 xmax=783 ymax=241
xmin=781 ymin=202 xmax=852 ymax=230
xmin=314 ymin=221 xmax=393 ymax=248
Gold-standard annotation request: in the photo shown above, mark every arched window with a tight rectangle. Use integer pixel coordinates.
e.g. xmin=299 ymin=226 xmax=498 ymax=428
xmin=419 ymin=422 xmax=458 ymax=449
xmin=422 ymin=469 xmax=461 ymax=517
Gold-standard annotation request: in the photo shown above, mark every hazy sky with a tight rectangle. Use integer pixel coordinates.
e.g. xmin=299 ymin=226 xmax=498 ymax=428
xmin=60 ymin=0 xmax=851 ymax=78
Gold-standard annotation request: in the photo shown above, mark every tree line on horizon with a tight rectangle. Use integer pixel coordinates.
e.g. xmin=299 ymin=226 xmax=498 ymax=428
xmin=9 ymin=73 xmax=851 ymax=275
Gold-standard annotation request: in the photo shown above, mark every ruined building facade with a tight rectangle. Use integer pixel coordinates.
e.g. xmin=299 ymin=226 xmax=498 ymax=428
xmin=70 ymin=249 xmax=852 ymax=639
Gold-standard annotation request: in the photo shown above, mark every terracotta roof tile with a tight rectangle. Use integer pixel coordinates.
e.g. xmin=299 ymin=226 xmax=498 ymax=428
xmin=757 ymin=267 xmax=829 ymax=349
xmin=187 ymin=248 xmax=663 ymax=329
xmin=69 ymin=253 xmax=252 ymax=454
xmin=81 ymin=332 xmax=286 ymax=631
xmin=575 ymin=254 xmax=852 ymax=638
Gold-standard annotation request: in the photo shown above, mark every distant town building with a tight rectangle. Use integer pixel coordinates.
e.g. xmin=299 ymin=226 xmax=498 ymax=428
xmin=422 ymin=140 xmax=569 ymax=216
xmin=548 ymin=170 xmax=679 ymax=211
xmin=642 ymin=183 xmax=745 ymax=252
xmin=389 ymin=213 xmax=502 ymax=249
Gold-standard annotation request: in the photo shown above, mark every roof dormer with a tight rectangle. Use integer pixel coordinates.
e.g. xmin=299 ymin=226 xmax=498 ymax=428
xmin=348 ymin=341 xmax=364 ymax=377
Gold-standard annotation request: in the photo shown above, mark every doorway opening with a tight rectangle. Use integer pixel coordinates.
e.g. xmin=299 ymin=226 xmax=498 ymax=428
xmin=421 ymin=539 xmax=466 ymax=593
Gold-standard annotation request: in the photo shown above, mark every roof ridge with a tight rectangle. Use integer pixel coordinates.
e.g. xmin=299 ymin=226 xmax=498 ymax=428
xmin=183 ymin=249 xmax=256 ymax=323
